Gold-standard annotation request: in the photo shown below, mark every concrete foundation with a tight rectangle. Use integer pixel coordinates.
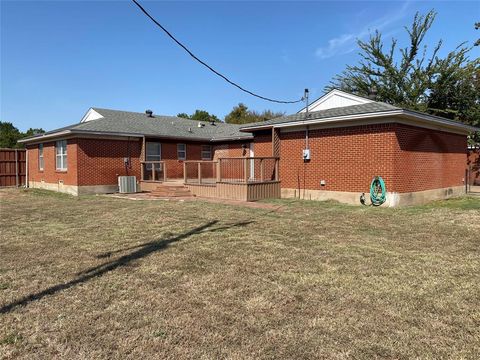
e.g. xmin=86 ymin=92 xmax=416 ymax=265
xmin=29 ymin=181 xmax=118 ymax=196
xmin=281 ymin=186 xmax=466 ymax=207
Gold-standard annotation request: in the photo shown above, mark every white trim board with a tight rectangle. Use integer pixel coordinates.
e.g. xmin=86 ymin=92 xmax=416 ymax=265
xmin=242 ymin=110 xmax=478 ymax=135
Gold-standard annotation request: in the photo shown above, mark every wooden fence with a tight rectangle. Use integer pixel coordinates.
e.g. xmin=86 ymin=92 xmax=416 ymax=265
xmin=0 ymin=148 xmax=26 ymax=187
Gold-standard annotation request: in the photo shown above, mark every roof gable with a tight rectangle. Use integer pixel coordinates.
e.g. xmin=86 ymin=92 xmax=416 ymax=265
xmin=80 ymin=108 xmax=104 ymax=123
xmin=298 ymin=89 xmax=373 ymax=113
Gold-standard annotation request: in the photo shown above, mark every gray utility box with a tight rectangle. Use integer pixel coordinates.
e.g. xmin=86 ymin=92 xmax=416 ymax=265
xmin=118 ymin=176 xmax=137 ymax=193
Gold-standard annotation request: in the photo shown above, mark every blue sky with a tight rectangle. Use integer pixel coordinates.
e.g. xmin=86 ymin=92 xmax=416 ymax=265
xmin=1 ymin=0 xmax=479 ymax=131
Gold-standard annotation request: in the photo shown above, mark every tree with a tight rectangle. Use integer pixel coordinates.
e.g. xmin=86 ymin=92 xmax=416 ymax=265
xmin=224 ymin=103 xmax=284 ymax=124
xmin=176 ymin=113 xmax=190 ymax=119
xmin=0 ymin=121 xmax=45 ymax=148
xmin=176 ymin=110 xmax=220 ymax=122
xmin=475 ymin=22 xmax=479 ymax=47
xmin=327 ymin=10 xmax=480 ymax=142
xmin=190 ymin=110 xmax=220 ymax=122
xmin=0 ymin=122 xmax=22 ymax=148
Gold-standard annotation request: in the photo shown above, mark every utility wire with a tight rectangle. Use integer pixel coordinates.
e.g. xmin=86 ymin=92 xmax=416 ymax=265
xmin=131 ymin=0 xmax=303 ymax=104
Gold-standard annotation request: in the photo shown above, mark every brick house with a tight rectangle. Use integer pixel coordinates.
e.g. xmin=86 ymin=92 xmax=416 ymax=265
xmin=20 ymin=107 xmax=253 ymax=195
xmin=19 ymin=90 xmax=479 ymax=206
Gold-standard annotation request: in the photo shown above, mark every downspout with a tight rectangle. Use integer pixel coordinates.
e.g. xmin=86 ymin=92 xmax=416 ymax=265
xmin=303 ymin=89 xmax=309 ymax=199
xmin=25 ymin=147 xmax=29 ymax=188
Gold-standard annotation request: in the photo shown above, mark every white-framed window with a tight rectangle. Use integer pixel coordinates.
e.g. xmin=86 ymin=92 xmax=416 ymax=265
xmin=201 ymin=145 xmax=212 ymax=160
xmin=177 ymin=143 xmax=186 ymax=160
xmin=146 ymin=142 xmax=161 ymax=161
xmin=55 ymin=140 xmax=67 ymax=171
xmin=38 ymin=143 xmax=44 ymax=170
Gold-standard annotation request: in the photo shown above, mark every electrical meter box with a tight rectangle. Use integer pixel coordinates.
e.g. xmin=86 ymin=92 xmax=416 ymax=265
xmin=303 ymin=149 xmax=311 ymax=161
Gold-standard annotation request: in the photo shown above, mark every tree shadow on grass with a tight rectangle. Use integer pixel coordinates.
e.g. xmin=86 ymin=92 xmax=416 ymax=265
xmin=0 ymin=220 xmax=254 ymax=314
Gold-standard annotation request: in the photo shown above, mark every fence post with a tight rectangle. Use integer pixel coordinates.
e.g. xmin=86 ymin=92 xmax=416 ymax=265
xmin=260 ymin=158 xmax=264 ymax=182
xmin=244 ymin=158 xmax=248 ymax=183
xmin=465 ymin=168 xmax=469 ymax=194
xmin=15 ymin=149 xmax=19 ymax=187
xmin=25 ymin=148 xmax=28 ymax=188
xmin=274 ymin=158 xmax=279 ymax=181
xmin=198 ymin=162 xmax=202 ymax=184
xmin=216 ymin=160 xmax=221 ymax=182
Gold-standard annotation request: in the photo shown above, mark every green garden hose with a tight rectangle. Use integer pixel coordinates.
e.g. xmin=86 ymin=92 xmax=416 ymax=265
xmin=370 ymin=176 xmax=387 ymax=206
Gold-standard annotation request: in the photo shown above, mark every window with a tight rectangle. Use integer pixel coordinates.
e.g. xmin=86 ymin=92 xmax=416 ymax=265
xmin=38 ymin=144 xmax=44 ymax=170
xmin=55 ymin=140 xmax=67 ymax=170
xmin=177 ymin=143 xmax=186 ymax=160
xmin=201 ymin=145 xmax=212 ymax=160
xmin=146 ymin=142 xmax=161 ymax=161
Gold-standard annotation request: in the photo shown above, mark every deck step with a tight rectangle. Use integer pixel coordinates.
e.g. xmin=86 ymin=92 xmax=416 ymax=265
xmin=149 ymin=183 xmax=193 ymax=198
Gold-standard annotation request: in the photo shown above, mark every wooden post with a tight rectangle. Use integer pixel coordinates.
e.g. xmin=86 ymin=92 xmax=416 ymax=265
xmin=151 ymin=163 xmax=155 ymax=181
xmin=243 ymin=158 xmax=248 ymax=183
xmin=274 ymin=158 xmax=279 ymax=181
xmin=15 ymin=149 xmax=19 ymax=187
xmin=141 ymin=137 xmax=146 ymax=181
xmin=260 ymin=158 xmax=264 ymax=182
xmin=184 ymin=162 xmax=187 ymax=183
xmin=198 ymin=162 xmax=202 ymax=184
xmin=216 ymin=160 xmax=221 ymax=182
xmin=163 ymin=162 xmax=167 ymax=182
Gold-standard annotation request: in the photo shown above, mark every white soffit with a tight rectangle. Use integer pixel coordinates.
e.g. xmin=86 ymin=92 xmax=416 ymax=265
xmin=298 ymin=89 xmax=373 ymax=113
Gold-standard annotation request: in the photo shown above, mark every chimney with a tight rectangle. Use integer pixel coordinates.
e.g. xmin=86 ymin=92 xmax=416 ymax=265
xmin=145 ymin=109 xmax=154 ymax=117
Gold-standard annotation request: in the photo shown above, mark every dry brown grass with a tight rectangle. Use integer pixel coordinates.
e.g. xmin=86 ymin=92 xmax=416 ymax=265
xmin=1 ymin=188 xmax=479 ymax=359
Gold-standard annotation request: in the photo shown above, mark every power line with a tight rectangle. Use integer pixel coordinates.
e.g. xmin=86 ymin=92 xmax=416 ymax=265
xmin=131 ymin=0 xmax=303 ymax=104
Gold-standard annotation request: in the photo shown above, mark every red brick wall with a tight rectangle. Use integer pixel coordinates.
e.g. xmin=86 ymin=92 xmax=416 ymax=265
xmin=212 ymin=143 xmax=249 ymax=159
xmin=159 ymin=141 xmax=207 ymax=179
xmin=252 ymin=131 xmax=273 ymax=157
xmin=393 ymin=124 xmax=467 ymax=192
xmin=27 ymin=140 xmax=78 ymax=185
xmin=213 ymin=142 xmax=250 ymax=181
xmin=279 ymin=124 xmax=397 ymax=192
xmin=29 ymin=137 xmax=246 ymax=187
xmin=77 ymin=138 xmax=142 ymax=186
xmin=273 ymin=123 xmax=467 ymax=194
xmin=467 ymin=148 xmax=479 ymax=186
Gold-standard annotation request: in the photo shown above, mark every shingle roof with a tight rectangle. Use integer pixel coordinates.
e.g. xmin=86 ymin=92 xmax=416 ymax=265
xmin=240 ymin=102 xmax=401 ymax=130
xmin=24 ymin=108 xmax=252 ymax=142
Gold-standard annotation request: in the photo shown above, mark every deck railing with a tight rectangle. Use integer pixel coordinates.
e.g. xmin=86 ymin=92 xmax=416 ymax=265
xmin=184 ymin=157 xmax=279 ymax=185
xmin=141 ymin=161 xmax=166 ymax=182
xmin=184 ymin=160 xmax=218 ymax=185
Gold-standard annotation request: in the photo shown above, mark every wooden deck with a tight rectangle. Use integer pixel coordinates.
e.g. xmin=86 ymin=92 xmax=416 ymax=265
xmin=185 ymin=181 xmax=281 ymax=202
xmin=139 ymin=157 xmax=281 ymax=202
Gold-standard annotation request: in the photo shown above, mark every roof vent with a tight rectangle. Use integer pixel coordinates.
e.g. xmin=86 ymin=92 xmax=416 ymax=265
xmin=145 ymin=109 xmax=154 ymax=117
xmin=210 ymin=120 xmax=216 ymax=126
xmin=198 ymin=122 xmax=205 ymax=128
xmin=188 ymin=127 xmax=192 ymax=132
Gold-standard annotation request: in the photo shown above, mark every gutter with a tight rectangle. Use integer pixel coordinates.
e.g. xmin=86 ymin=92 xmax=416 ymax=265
xmin=240 ymin=110 xmax=403 ymax=131
xmin=18 ymin=130 xmax=73 ymax=143
xmin=18 ymin=129 xmax=253 ymax=144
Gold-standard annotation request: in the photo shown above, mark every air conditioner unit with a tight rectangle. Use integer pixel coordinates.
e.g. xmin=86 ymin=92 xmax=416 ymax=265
xmin=118 ymin=176 xmax=137 ymax=193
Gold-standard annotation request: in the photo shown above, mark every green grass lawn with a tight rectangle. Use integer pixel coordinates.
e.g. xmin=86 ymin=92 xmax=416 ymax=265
xmin=1 ymin=189 xmax=479 ymax=359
